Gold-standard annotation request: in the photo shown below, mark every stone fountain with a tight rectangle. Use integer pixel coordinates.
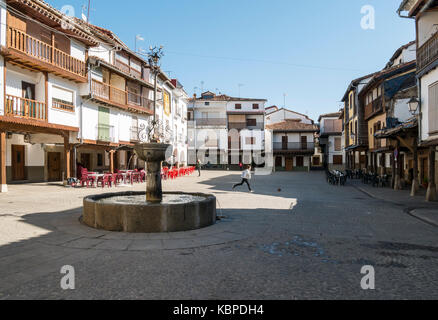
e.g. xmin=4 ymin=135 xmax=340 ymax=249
xmin=82 ymin=127 xmax=216 ymax=233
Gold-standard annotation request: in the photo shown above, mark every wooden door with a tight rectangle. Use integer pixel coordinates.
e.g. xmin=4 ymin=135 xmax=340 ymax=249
xmin=301 ymin=136 xmax=307 ymax=150
xmin=48 ymin=152 xmax=61 ymax=181
xmin=282 ymin=136 xmax=288 ymax=150
xmin=285 ymin=158 xmax=294 ymax=171
xmin=296 ymin=156 xmax=304 ymax=167
xmin=12 ymin=145 xmax=25 ymax=181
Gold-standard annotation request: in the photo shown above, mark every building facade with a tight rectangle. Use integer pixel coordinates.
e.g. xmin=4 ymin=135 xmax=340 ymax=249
xmin=188 ymin=92 xmax=267 ymax=169
xmin=265 ymin=108 xmax=318 ymax=172
xmin=0 ymin=0 xmax=188 ymax=192
xmin=398 ymin=0 xmax=438 ymax=201
xmin=318 ymin=112 xmax=344 ymax=170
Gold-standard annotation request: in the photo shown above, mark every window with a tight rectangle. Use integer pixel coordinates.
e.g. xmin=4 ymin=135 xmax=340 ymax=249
xmin=205 ymin=102 xmax=210 ymax=106
xmin=428 ymin=82 xmax=438 ymax=134
xmin=246 ymin=119 xmax=257 ymax=127
xmin=52 ymin=86 xmax=74 ymax=112
xmin=252 ymin=103 xmax=259 ymax=110
xmin=235 ymin=104 xmax=242 ymax=110
xmin=334 ymin=137 xmax=342 ymax=151
xmin=97 ymin=153 xmax=103 ymax=167
xmin=333 ymin=155 xmax=343 ymax=165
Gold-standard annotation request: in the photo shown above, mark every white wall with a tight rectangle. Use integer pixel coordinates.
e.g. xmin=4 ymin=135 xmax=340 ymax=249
xmin=70 ymin=39 xmax=86 ymax=62
xmin=89 ymin=44 xmax=113 ymax=64
xmin=420 ymin=68 xmax=438 ymax=142
xmin=418 ymin=11 xmax=438 ymax=47
xmin=393 ymin=98 xmax=413 ymax=123
xmin=48 ymin=74 xmax=79 ymax=128
xmin=5 ymin=134 xmax=45 ymax=167
xmin=266 ymin=108 xmax=313 ymax=125
xmin=0 ymin=57 xmax=4 ymax=116
xmin=226 ymin=101 xmax=266 ymax=113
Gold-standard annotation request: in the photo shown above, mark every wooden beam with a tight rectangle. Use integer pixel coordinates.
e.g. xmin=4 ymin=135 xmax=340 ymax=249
xmin=109 ymin=150 xmax=115 ymax=174
xmin=396 ymin=136 xmax=414 ymax=153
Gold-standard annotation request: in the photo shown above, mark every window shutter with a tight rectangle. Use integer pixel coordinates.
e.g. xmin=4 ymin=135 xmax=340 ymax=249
xmin=428 ymin=82 xmax=438 ymax=134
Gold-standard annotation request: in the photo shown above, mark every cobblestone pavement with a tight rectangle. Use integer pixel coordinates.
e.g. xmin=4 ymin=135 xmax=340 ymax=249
xmin=0 ymin=171 xmax=437 ymax=300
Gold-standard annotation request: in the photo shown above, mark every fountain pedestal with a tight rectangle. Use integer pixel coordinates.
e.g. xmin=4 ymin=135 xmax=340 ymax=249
xmin=134 ymin=143 xmax=170 ymax=203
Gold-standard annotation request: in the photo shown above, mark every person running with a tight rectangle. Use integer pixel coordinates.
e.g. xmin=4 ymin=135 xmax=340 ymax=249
xmin=196 ymin=159 xmax=202 ymax=177
xmin=233 ymin=165 xmax=253 ymax=192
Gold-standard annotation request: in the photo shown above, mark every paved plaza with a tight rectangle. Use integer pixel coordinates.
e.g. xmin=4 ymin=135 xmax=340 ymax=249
xmin=0 ymin=171 xmax=437 ymax=300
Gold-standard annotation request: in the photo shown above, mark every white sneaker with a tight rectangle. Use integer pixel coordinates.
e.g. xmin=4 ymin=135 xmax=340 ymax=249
xmin=250 ymin=190 xmax=254 ymax=193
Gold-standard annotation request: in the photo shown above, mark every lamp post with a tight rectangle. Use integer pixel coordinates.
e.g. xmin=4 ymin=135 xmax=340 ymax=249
xmin=408 ymin=97 xmax=420 ymax=196
xmin=408 ymin=97 xmax=419 ymax=116
xmin=147 ymin=46 xmax=164 ymax=142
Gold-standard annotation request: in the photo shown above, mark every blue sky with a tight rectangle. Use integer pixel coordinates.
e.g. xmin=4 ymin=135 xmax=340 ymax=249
xmin=50 ymin=0 xmax=415 ymax=121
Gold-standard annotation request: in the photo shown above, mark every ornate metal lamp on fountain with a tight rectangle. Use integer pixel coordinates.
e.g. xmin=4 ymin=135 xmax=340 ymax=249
xmin=82 ymin=47 xmax=216 ymax=233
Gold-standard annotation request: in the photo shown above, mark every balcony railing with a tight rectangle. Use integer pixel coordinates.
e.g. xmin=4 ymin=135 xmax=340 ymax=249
xmin=7 ymin=26 xmax=86 ymax=78
xmin=114 ymin=59 xmax=142 ymax=79
xmin=195 ymin=118 xmax=227 ymax=126
xmin=273 ymin=142 xmax=315 ymax=151
xmin=418 ymin=31 xmax=438 ymax=72
xmin=364 ymin=98 xmax=383 ymax=120
xmin=91 ymin=79 xmax=153 ymax=113
xmin=5 ymin=94 xmax=47 ymax=121
xmin=96 ymin=124 xmax=115 ymax=142
xmin=228 ymin=122 xmax=264 ymax=130
xmin=52 ymin=99 xmax=75 ymax=112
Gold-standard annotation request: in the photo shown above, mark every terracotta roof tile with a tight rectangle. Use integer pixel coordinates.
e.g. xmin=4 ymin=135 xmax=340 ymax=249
xmin=266 ymin=119 xmax=319 ymax=132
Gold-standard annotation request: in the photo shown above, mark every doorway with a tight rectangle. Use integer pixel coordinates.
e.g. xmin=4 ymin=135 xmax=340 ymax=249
xmin=12 ymin=145 xmax=26 ymax=181
xmin=296 ymin=156 xmax=304 ymax=167
xmin=48 ymin=152 xmax=61 ymax=181
xmin=81 ymin=153 xmax=91 ymax=170
xmin=285 ymin=158 xmax=294 ymax=171
xmin=275 ymin=156 xmax=283 ymax=168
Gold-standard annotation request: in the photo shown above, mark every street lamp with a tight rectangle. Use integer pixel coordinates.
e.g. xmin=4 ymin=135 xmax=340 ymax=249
xmin=147 ymin=46 xmax=165 ymax=142
xmin=408 ymin=97 xmax=419 ymax=115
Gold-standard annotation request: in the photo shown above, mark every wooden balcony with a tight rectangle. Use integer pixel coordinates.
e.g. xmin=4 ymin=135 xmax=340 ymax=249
xmin=273 ymin=142 xmax=315 ymax=152
xmin=4 ymin=94 xmax=47 ymax=121
xmin=114 ymin=59 xmax=142 ymax=79
xmin=364 ymin=98 xmax=383 ymax=120
xmin=195 ymin=118 xmax=227 ymax=126
xmin=3 ymin=27 xmax=87 ymax=83
xmin=418 ymin=31 xmax=438 ymax=73
xmin=91 ymin=79 xmax=154 ymax=115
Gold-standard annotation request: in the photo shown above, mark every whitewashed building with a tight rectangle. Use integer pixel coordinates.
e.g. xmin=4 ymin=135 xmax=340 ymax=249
xmin=188 ymin=92 xmax=267 ymax=168
xmin=265 ymin=108 xmax=318 ymax=171
xmin=398 ymin=0 xmax=438 ymax=200
xmin=318 ymin=112 xmax=344 ymax=170
xmin=0 ymin=0 xmax=188 ymax=192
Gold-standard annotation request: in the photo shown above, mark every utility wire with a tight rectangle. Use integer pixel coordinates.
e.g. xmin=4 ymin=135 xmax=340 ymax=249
xmin=165 ymin=50 xmax=367 ymax=72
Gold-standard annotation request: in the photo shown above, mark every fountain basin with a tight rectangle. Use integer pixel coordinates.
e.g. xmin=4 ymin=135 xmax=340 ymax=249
xmin=83 ymin=192 xmax=216 ymax=233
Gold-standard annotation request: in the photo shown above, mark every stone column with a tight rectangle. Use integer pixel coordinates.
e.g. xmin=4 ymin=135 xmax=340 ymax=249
xmin=0 ymin=131 xmax=7 ymax=193
xmin=426 ymin=146 xmax=436 ymax=202
xmin=411 ymin=141 xmax=419 ymax=197
xmin=146 ymin=160 xmax=162 ymax=203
